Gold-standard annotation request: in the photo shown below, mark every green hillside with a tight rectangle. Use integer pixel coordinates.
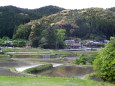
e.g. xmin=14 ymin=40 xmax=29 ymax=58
xmin=0 ymin=5 xmax=64 ymax=38
xmin=14 ymin=7 xmax=115 ymax=48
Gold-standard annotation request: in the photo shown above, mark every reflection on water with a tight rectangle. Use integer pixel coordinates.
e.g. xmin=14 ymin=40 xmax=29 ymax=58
xmin=38 ymin=65 xmax=93 ymax=78
xmin=0 ymin=57 xmax=38 ymax=76
xmin=0 ymin=68 xmax=31 ymax=76
xmin=0 ymin=57 xmax=63 ymax=73
xmin=42 ymin=55 xmax=60 ymax=59
xmin=37 ymin=55 xmax=78 ymax=59
xmin=0 ymin=57 xmax=31 ymax=68
xmin=15 ymin=64 xmax=42 ymax=72
xmin=15 ymin=63 xmax=63 ymax=72
xmin=0 ymin=57 xmax=93 ymax=78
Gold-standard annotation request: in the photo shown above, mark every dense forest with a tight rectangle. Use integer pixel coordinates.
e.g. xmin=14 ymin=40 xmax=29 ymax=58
xmin=0 ymin=5 xmax=64 ymax=38
xmin=14 ymin=7 xmax=115 ymax=48
xmin=0 ymin=6 xmax=115 ymax=48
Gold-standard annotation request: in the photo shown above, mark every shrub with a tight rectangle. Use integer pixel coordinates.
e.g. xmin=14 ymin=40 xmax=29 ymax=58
xmin=24 ymin=64 xmax=53 ymax=74
xmin=93 ymin=37 xmax=115 ymax=83
xmin=13 ymin=40 xmax=26 ymax=47
xmin=75 ymin=53 xmax=97 ymax=65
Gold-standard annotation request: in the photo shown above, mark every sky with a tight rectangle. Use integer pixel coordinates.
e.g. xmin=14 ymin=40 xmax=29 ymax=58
xmin=0 ymin=0 xmax=115 ymax=9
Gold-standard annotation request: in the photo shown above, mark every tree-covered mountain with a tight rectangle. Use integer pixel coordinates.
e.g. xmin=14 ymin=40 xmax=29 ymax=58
xmin=0 ymin=5 xmax=64 ymax=38
xmin=14 ymin=7 xmax=115 ymax=48
xmin=108 ymin=7 xmax=115 ymax=12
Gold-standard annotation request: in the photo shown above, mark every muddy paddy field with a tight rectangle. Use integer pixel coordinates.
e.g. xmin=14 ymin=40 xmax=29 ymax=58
xmin=0 ymin=53 xmax=93 ymax=78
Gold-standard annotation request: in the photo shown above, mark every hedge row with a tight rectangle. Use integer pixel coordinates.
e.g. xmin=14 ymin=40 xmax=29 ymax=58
xmin=75 ymin=53 xmax=97 ymax=65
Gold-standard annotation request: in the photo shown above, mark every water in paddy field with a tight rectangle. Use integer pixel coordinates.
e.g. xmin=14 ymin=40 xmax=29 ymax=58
xmin=0 ymin=57 xmax=32 ymax=68
xmin=0 ymin=57 xmax=63 ymax=75
xmin=0 ymin=57 xmax=41 ymax=76
xmin=0 ymin=57 xmax=93 ymax=78
xmin=0 ymin=57 xmax=43 ymax=69
xmin=37 ymin=65 xmax=93 ymax=78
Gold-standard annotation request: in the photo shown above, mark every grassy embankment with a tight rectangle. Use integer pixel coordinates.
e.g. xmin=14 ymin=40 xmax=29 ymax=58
xmin=0 ymin=54 xmax=9 ymax=58
xmin=0 ymin=76 xmax=114 ymax=86
xmin=23 ymin=64 xmax=53 ymax=74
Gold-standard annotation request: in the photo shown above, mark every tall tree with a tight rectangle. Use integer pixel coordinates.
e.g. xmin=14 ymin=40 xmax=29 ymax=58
xmin=13 ymin=24 xmax=31 ymax=39
xmin=56 ymin=29 xmax=66 ymax=49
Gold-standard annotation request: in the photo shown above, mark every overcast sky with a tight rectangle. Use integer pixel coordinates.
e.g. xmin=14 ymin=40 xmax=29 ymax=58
xmin=0 ymin=0 xmax=115 ymax=9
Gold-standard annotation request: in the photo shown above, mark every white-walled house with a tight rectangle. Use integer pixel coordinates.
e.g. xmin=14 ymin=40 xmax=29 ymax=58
xmin=65 ymin=40 xmax=75 ymax=45
xmin=65 ymin=40 xmax=82 ymax=48
xmin=4 ymin=41 xmax=13 ymax=45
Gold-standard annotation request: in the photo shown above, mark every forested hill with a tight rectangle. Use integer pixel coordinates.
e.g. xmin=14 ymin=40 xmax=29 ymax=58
xmin=108 ymin=7 xmax=115 ymax=12
xmin=14 ymin=7 xmax=115 ymax=48
xmin=0 ymin=5 xmax=64 ymax=38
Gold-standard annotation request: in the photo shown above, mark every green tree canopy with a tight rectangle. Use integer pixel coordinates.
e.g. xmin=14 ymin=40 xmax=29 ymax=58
xmin=93 ymin=37 xmax=115 ymax=83
xmin=13 ymin=24 xmax=31 ymax=39
xmin=56 ymin=29 xmax=66 ymax=49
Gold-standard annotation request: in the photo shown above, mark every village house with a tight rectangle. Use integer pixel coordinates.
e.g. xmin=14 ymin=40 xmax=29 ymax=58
xmin=65 ymin=40 xmax=75 ymax=45
xmin=65 ymin=40 xmax=82 ymax=49
xmin=4 ymin=41 xmax=13 ymax=45
xmin=84 ymin=40 xmax=103 ymax=48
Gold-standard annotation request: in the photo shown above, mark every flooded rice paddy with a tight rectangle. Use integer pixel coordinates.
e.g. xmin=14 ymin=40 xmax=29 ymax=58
xmin=0 ymin=56 xmax=93 ymax=78
xmin=37 ymin=65 xmax=93 ymax=78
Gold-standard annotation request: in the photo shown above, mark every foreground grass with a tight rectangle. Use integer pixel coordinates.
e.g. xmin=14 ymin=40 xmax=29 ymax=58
xmin=0 ymin=76 xmax=114 ymax=86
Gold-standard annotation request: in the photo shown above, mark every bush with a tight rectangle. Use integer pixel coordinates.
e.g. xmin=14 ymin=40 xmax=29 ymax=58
xmin=75 ymin=53 xmax=97 ymax=65
xmin=13 ymin=40 xmax=26 ymax=47
xmin=24 ymin=64 xmax=53 ymax=74
xmin=93 ymin=37 xmax=115 ymax=83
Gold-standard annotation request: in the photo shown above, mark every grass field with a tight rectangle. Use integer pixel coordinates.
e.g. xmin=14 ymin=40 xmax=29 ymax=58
xmin=0 ymin=76 xmax=114 ymax=86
